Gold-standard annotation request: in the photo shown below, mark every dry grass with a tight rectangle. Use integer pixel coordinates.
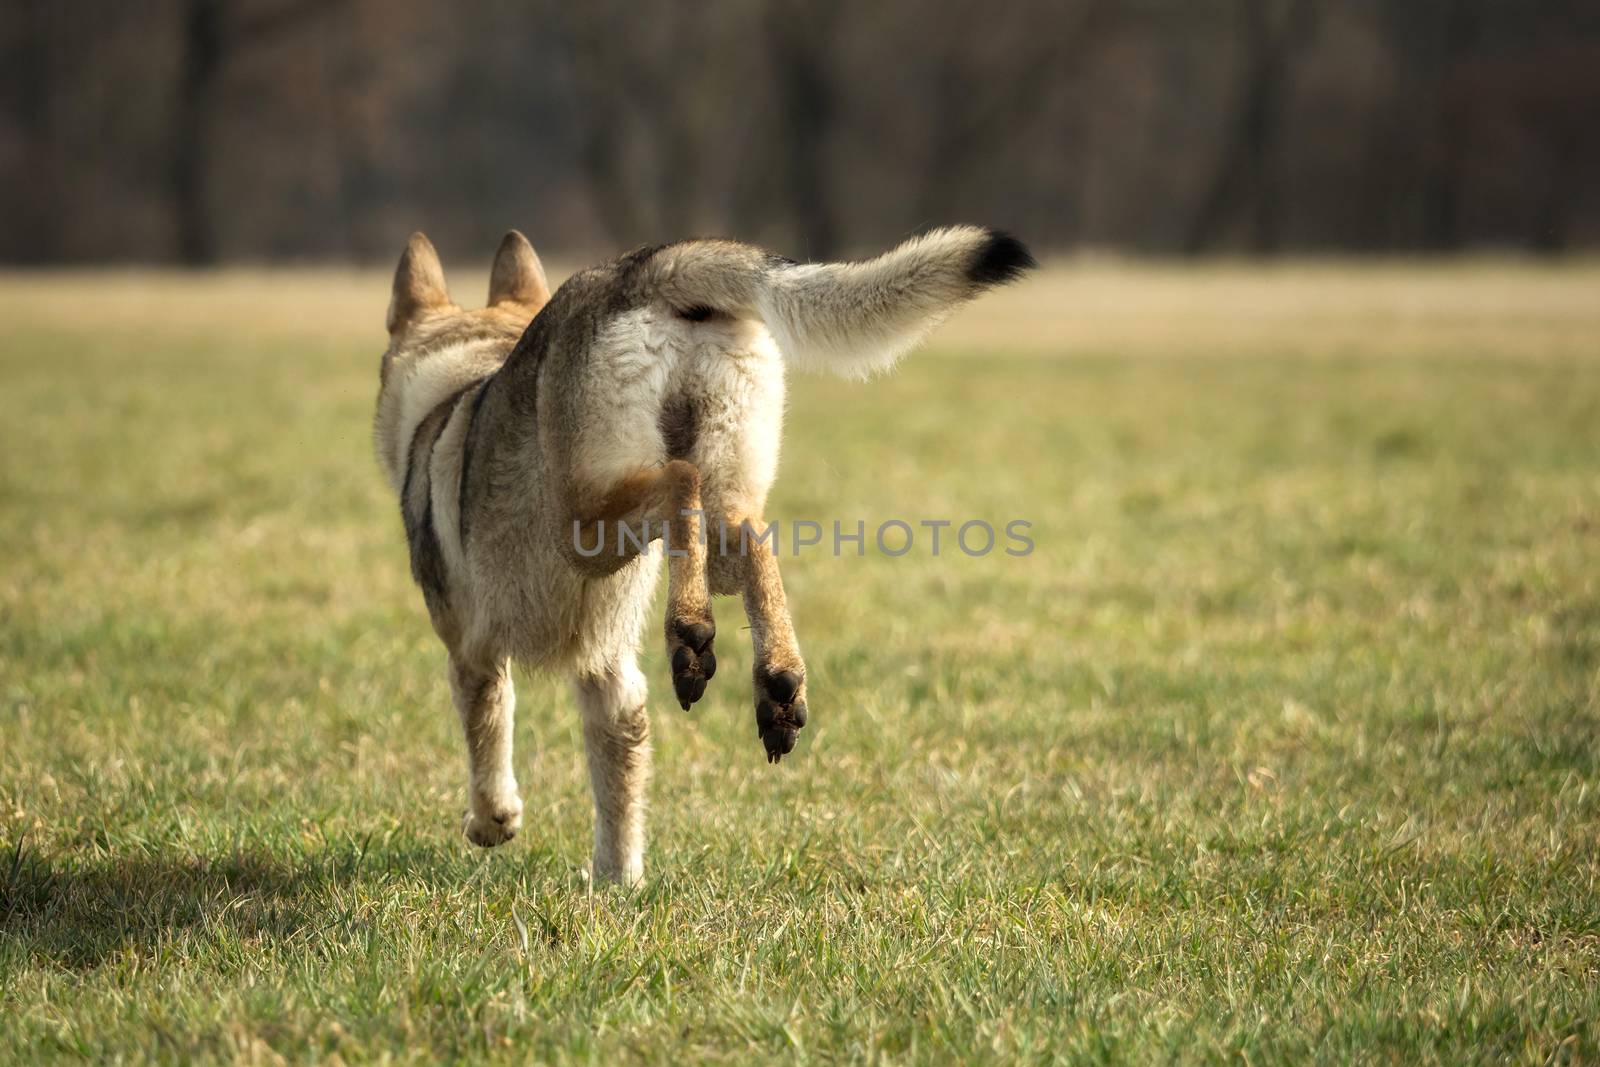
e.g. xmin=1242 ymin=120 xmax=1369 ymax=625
xmin=1 ymin=261 xmax=1597 ymax=1064
xmin=7 ymin=255 xmax=1597 ymax=356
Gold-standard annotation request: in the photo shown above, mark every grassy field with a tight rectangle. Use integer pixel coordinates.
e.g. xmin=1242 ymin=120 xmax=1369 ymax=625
xmin=1 ymin=261 xmax=1598 ymax=1063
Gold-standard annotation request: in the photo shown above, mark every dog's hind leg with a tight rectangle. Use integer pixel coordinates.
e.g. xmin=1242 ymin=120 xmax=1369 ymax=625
xmin=570 ymin=460 xmax=717 ymax=710
xmin=449 ymin=655 xmax=523 ymax=847
xmin=659 ymin=464 xmax=716 ymax=711
xmin=729 ymin=516 xmax=808 ymax=763
xmin=574 ymin=659 xmax=651 ymax=886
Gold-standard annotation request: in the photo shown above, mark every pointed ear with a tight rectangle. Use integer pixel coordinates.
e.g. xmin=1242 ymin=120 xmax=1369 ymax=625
xmin=387 ymin=232 xmax=451 ymax=334
xmin=487 ymin=230 xmax=551 ymax=312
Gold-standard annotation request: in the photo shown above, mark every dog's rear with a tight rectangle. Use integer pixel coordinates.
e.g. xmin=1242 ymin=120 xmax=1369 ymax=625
xmin=374 ymin=225 xmax=1032 ymax=882
xmin=645 ymin=225 xmax=1034 ymax=378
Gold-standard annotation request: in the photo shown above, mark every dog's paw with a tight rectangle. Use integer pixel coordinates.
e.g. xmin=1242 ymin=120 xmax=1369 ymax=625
xmin=755 ymin=666 xmax=807 ymax=763
xmin=667 ymin=617 xmax=716 ymax=710
xmin=463 ymin=791 xmax=523 ymax=848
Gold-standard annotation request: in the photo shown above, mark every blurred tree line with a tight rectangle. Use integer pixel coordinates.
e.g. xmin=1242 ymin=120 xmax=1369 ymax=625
xmin=3 ymin=0 xmax=1597 ymax=264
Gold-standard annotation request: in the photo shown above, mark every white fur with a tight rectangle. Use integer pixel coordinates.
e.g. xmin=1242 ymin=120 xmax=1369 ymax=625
xmin=575 ymin=661 xmax=651 ymax=886
xmin=760 ymin=227 xmax=993 ymax=378
xmin=565 ymin=309 xmax=786 ymax=532
xmin=377 ymin=340 xmax=502 ymax=491
xmin=567 ymin=308 xmax=677 ymax=493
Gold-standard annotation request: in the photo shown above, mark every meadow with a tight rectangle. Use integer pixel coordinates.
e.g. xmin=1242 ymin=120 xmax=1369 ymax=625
xmin=1 ymin=260 xmax=1597 ymax=1063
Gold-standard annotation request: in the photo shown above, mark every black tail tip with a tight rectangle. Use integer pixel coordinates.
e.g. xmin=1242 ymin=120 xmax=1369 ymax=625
xmin=968 ymin=229 xmax=1037 ymax=288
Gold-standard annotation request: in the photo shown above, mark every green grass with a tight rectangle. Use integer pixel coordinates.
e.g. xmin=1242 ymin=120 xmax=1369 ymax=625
xmin=1 ymin=266 xmax=1598 ymax=1063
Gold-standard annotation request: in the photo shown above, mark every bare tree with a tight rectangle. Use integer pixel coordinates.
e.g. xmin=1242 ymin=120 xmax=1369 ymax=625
xmin=1185 ymin=0 xmax=1322 ymax=254
xmin=5 ymin=0 xmax=1599 ymax=262
xmin=173 ymin=0 xmax=349 ymax=264
xmin=6 ymin=0 xmax=62 ymax=263
xmin=766 ymin=0 xmax=842 ymax=259
xmin=911 ymin=0 xmax=1110 ymax=230
xmin=560 ymin=2 xmax=742 ymax=246
xmin=1418 ymin=0 xmax=1479 ymax=250
xmin=1449 ymin=38 xmax=1600 ymax=253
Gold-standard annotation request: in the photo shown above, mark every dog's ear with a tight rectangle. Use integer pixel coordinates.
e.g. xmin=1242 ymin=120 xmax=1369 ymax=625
xmin=487 ymin=230 xmax=551 ymax=312
xmin=387 ymin=232 xmax=452 ymax=334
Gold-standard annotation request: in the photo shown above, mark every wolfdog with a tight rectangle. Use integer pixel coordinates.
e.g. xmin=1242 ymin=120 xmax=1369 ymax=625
xmin=374 ymin=227 xmax=1033 ymax=883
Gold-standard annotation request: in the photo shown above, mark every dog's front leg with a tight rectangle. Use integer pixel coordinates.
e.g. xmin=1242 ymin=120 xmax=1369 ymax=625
xmin=574 ymin=660 xmax=650 ymax=886
xmin=730 ymin=516 xmax=808 ymax=763
xmin=449 ymin=655 xmax=522 ymax=846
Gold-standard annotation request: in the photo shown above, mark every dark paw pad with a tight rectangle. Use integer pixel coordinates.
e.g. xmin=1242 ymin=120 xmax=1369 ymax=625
xmin=764 ymin=669 xmax=802 ymax=704
xmin=677 ymin=619 xmax=715 ymax=654
xmin=668 ymin=617 xmax=716 ymax=710
xmin=755 ymin=667 xmax=807 ymax=763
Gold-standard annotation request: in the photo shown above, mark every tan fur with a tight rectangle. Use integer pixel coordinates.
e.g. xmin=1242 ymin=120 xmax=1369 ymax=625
xmin=373 ymin=226 xmax=1031 ymax=883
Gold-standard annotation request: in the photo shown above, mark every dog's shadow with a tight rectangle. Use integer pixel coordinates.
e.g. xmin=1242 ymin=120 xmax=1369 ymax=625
xmin=1 ymin=839 xmax=507 ymax=969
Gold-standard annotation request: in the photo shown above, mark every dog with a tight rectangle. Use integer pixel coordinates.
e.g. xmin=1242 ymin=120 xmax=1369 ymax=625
xmin=374 ymin=226 xmax=1033 ymax=883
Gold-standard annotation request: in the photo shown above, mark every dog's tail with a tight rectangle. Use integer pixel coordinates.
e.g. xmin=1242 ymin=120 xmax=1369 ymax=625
xmin=647 ymin=226 xmax=1035 ymax=379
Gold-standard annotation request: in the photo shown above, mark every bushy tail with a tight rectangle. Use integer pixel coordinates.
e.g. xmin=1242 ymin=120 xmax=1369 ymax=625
xmin=648 ymin=226 xmax=1035 ymax=379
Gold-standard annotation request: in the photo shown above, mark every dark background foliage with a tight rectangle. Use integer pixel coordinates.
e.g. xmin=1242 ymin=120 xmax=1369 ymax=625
xmin=4 ymin=0 xmax=1597 ymax=264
